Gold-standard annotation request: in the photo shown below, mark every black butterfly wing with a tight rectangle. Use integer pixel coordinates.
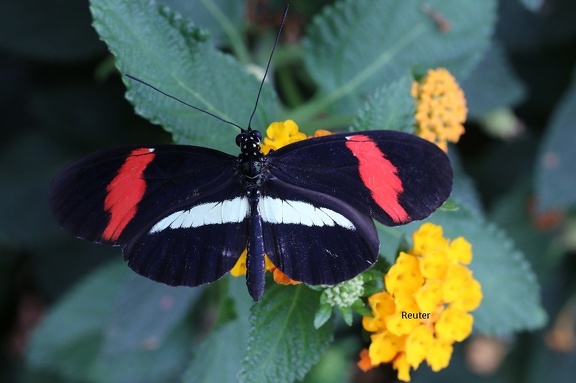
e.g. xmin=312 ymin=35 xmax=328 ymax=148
xmin=266 ymin=130 xmax=453 ymax=226
xmin=259 ymin=178 xmax=379 ymax=285
xmin=49 ymin=145 xmax=247 ymax=286
xmin=122 ymin=183 xmax=249 ymax=287
xmin=260 ymin=130 xmax=452 ymax=285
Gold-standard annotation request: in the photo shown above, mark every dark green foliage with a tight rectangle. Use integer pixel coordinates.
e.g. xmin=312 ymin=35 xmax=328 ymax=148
xmin=1 ymin=0 xmax=575 ymax=382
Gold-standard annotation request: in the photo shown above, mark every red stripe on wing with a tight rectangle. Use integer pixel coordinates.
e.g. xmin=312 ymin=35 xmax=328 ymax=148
xmin=103 ymin=148 xmax=156 ymax=240
xmin=345 ymin=134 xmax=410 ymax=223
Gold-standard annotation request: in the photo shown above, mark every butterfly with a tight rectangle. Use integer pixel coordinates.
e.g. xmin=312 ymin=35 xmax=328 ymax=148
xmin=49 ymin=123 xmax=452 ymax=300
xmin=48 ymin=6 xmax=452 ymax=301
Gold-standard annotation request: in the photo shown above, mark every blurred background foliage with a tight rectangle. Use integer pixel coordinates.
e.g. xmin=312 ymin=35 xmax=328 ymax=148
xmin=1 ymin=0 xmax=576 ymax=382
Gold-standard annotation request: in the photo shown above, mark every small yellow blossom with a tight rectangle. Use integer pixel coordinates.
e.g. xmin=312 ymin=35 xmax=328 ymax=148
xmin=358 ymin=223 xmax=482 ymax=381
xmin=405 ymin=325 xmax=434 ymax=367
xmin=260 ymin=120 xmax=307 ymax=154
xmin=428 ymin=340 xmax=453 ymax=371
xmin=411 ymin=68 xmax=467 ymax=151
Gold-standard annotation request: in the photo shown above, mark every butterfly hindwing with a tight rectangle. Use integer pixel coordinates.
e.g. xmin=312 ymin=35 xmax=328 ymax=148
xmin=266 ymin=130 xmax=453 ymax=227
xmin=122 ymin=185 xmax=249 ymax=287
xmin=259 ymin=178 xmax=379 ymax=285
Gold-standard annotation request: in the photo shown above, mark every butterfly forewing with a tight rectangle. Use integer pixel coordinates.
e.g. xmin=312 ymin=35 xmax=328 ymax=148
xmin=265 ymin=130 xmax=453 ymax=227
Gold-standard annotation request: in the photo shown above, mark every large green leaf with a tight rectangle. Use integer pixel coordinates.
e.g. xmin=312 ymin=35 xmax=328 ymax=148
xmin=182 ymin=278 xmax=252 ymax=383
xmin=535 ymin=68 xmax=576 ymax=210
xmin=397 ymin=206 xmax=547 ymax=336
xmin=239 ymin=284 xmax=333 ymax=383
xmin=27 ymin=262 xmax=194 ymax=382
xmin=100 ymin=272 xmax=201 ymax=358
xmin=90 ymin=0 xmax=280 ymax=153
xmin=27 ymin=262 xmax=127 ymax=379
xmin=183 ymin=321 xmax=248 ymax=383
xmin=299 ymin=0 xmax=495 ymax=119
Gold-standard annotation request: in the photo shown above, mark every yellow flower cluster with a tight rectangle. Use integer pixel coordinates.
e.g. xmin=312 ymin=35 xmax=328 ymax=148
xmin=359 ymin=223 xmax=482 ymax=381
xmin=411 ymin=68 xmax=467 ymax=152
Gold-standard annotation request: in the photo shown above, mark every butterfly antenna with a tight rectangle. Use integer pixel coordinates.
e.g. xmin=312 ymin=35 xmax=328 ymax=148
xmin=246 ymin=4 xmax=289 ymax=130
xmin=125 ymin=74 xmax=244 ymax=131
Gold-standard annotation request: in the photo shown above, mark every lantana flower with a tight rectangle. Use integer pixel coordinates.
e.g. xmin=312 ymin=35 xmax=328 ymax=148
xmin=260 ymin=119 xmax=307 ymax=155
xmin=411 ymin=68 xmax=467 ymax=151
xmin=358 ymin=223 xmax=482 ymax=381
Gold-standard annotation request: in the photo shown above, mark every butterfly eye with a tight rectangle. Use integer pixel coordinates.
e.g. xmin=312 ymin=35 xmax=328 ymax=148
xmin=235 ymin=134 xmax=243 ymax=147
xmin=254 ymin=130 xmax=262 ymax=142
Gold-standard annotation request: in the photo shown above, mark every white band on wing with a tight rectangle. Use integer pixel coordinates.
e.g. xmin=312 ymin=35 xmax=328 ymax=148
xmin=149 ymin=196 xmax=355 ymax=233
xmin=258 ymin=197 xmax=355 ymax=229
xmin=149 ymin=197 xmax=249 ymax=233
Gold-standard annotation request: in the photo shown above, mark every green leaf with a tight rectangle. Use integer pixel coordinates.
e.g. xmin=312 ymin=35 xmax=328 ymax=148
xmin=183 ymin=321 xmax=249 ymax=383
xmin=27 ymin=262 xmax=194 ymax=382
xmin=351 ymin=74 xmax=415 ymax=133
xmin=300 ymin=340 xmax=354 ymax=383
xmin=89 ymin=0 xmax=280 ymax=153
xmin=182 ymin=277 xmax=252 ymax=383
xmin=160 ymin=0 xmax=246 ymax=49
xmin=351 ymin=299 xmax=372 ymax=318
xmin=535 ymin=69 xmax=576 ymax=210
xmin=299 ymin=0 xmax=496 ymax=119
xmin=314 ymin=298 xmax=333 ymax=329
xmin=239 ymin=285 xmax=333 ymax=383
xmin=397 ymin=206 xmax=547 ymax=336
xmin=339 ymin=306 xmax=354 ymax=326
xmin=92 ymin=322 xmax=193 ymax=383
xmin=27 ymin=262 xmax=127 ymax=379
xmin=101 ymin=272 xmax=201 ymax=357
xmin=461 ymin=41 xmax=526 ymax=118
xmin=489 ymin=178 xmax=561 ymax=283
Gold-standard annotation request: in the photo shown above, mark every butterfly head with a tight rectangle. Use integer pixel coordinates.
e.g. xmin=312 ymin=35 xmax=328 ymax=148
xmin=236 ymin=128 xmax=263 ymax=157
